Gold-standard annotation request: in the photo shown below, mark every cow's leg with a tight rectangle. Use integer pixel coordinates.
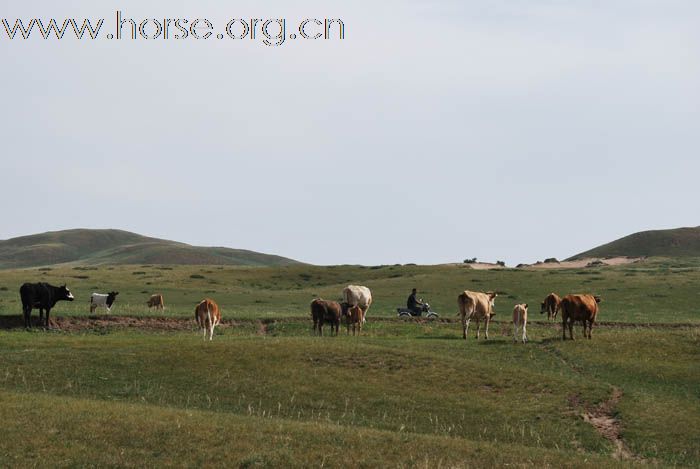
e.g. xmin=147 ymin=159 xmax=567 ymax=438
xmin=513 ymin=321 xmax=517 ymax=343
xmin=562 ymin=317 xmax=567 ymax=340
xmin=523 ymin=321 xmax=528 ymax=343
xmin=568 ymin=319 xmax=575 ymax=340
xmin=23 ymin=305 xmax=31 ymax=329
xmin=475 ymin=319 xmax=480 ymax=339
xmin=484 ymin=318 xmax=490 ymax=340
xmin=462 ymin=315 xmax=467 ymax=339
xmin=44 ymin=308 xmax=51 ymax=329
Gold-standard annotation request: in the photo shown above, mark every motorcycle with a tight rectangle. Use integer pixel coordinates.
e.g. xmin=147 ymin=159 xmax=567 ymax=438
xmin=397 ymin=300 xmax=439 ymax=319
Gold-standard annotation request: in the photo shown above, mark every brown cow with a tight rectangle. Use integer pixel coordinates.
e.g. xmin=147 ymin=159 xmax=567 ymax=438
xmin=540 ymin=293 xmax=561 ymax=321
xmin=195 ymin=298 xmax=221 ymax=341
xmin=458 ymin=291 xmax=498 ymax=340
xmin=310 ymin=299 xmax=344 ymax=336
xmin=345 ymin=304 xmax=364 ymax=336
xmin=147 ymin=294 xmax=165 ymax=311
xmin=560 ymin=294 xmax=601 ymax=340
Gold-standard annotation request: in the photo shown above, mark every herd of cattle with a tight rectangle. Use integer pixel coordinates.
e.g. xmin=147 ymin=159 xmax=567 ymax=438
xmin=17 ymin=282 xmax=602 ymax=342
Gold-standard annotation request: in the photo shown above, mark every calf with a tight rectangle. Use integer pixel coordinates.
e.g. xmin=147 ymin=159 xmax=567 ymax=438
xmin=310 ymin=299 xmax=343 ymax=336
xmin=345 ymin=304 xmax=364 ymax=336
xmin=540 ymin=293 xmax=561 ymax=321
xmin=90 ymin=291 xmax=119 ymax=313
xmin=342 ymin=285 xmax=372 ymax=324
xmin=147 ymin=294 xmax=165 ymax=310
xmin=560 ymin=294 xmax=601 ymax=340
xmin=457 ymin=290 xmax=497 ymax=340
xmin=19 ymin=282 xmax=75 ymax=328
xmin=512 ymin=304 xmax=528 ymax=343
xmin=195 ymin=298 xmax=221 ymax=341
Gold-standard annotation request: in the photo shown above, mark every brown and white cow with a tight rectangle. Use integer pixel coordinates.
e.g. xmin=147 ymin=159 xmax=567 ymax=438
xmin=310 ymin=298 xmax=344 ymax=336
xmin=147 ymin=294 xmax=165 ymax=310
xmin=540 ymin=293 xmax=561 ymax=321
xmin=345 ymin=304 xmax=364 ymax=336
xmin=512 ymin=303 xmax=528 ymax=344
xmin=457 ymin=291 xmax=497 ymax=340
xmin=342 ymin=285 xmax=372 ymax=324
xmin=560 ymin=294 xmax=601 ymax=340
xmin=195 ymin=298 xmax=221 ymax=341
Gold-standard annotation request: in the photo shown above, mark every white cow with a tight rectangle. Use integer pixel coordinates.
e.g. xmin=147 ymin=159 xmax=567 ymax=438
xmin=342 ymin=285 xmax=372 ymax=324
xmin=90 ymin=291 xmax=119 ymax=313
xmin=512 ymin=303 xmax=528 ymax=343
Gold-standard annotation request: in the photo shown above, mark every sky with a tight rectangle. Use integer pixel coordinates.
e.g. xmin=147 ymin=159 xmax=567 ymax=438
xmin=1 ymin=0 xmax=699 ymax=265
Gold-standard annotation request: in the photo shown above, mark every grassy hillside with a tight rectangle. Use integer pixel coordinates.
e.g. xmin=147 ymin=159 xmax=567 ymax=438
xmin=569 ymin=226 xmax=700 ymax=260
xmin=0 ymin=229 xmax=300 ymax=269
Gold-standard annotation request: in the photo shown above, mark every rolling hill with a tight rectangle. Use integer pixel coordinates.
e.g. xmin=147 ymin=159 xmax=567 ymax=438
xmin=0 ymin=229 xmax=301 ymax=269
xmin=568 ymin=226 xmax=700 ymax=260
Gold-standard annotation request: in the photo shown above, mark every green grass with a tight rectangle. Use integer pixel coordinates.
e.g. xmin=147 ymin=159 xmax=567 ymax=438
xmin=1 ymin=260 xmax=699 ymax=466
xmin=0 ymin=324 xmax=697 ymax=467
xmin=1 ymin=259 xmax=699 ymax=322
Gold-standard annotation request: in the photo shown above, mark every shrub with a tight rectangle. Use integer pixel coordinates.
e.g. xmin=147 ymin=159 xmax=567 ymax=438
xmin=496 ymin=260 xmax=506 ymax=267
xmin=543 ymin=258 xmax=559 ymax=264
xmin=190 ymin=274 xmax=205 ymax=279
xmin=463 ymin=258 xmax=477 ymax=264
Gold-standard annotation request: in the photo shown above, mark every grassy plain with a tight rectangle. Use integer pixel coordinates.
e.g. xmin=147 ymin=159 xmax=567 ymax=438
xmin=0 ymin=258 xmax=699 ymax=322
xmin=0 ymin=259 xmax=699 ymax=467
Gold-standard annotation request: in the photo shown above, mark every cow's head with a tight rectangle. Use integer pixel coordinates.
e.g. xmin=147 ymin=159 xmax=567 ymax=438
xmin=60 ymin=285 xmax=75 ymax=301
xmin=340 ymin=302 xmax=351 ymax=317
xmin=487 ymin=292 xmax=497 ymax=308
xmin=540 ymin=301 xmax=546 ymax=314
xmin=107 ymin=291 xmax=119 ymax=306
xmin=594 ymin=296 xmax=602 ymax=304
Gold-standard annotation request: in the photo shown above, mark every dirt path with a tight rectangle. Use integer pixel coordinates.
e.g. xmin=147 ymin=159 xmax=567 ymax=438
xmin=582 ymin=387 xmax=642 ymax=461
xmin=0 ymin=314 xmax=696 ymax=332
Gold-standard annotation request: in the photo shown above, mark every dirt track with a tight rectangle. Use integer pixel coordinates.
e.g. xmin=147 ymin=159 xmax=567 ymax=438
xmin=0 ymin=314 xmax=696 ymax=332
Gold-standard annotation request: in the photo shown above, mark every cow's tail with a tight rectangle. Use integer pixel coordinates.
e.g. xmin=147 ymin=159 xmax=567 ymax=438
xmin=207 ymin=303 xmax=213 ymax=328
xmin=457 ymin=292 xmax=474 ymax=317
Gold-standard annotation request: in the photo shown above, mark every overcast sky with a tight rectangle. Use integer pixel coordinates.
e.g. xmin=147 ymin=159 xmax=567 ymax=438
xmin=1 ymin=1 xmax=698 ymax=265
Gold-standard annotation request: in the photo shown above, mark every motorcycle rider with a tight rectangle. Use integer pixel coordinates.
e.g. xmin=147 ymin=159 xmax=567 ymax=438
xmin=407 ymin=288 xmax=425 ymax=315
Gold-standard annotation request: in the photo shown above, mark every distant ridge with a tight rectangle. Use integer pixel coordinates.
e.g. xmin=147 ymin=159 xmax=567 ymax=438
xmin=568 ymin=226 xmax=700 ymax=260
xmin=0 ymin=229 xmax=301 ymax=269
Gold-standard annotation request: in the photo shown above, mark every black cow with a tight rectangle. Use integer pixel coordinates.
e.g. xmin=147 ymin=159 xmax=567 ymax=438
xmin=19 ymin=282 xmax=75 ymax=328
